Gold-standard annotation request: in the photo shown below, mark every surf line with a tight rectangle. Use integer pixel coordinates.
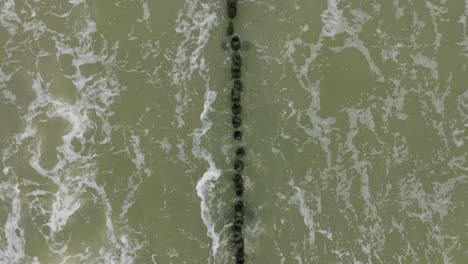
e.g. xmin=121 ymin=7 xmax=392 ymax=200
xmin=226 ymin=0 xmax=246 ymax=263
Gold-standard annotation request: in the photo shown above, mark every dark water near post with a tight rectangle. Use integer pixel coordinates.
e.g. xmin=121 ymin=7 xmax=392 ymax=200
xmin=1 ymin=0 xmax=467 ymax=263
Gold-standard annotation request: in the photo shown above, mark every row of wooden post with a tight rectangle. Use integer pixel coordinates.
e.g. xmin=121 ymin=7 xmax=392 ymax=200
xmin=226 ymin=1 xmax=245 ymax=263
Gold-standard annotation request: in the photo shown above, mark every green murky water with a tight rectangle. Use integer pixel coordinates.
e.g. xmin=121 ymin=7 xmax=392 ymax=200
xmin=1 ymin=0 xmax=467 ymax=263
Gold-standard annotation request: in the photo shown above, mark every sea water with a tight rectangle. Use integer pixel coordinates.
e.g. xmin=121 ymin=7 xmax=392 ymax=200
xmin=0 ymin=0 xmax=467 ymax=263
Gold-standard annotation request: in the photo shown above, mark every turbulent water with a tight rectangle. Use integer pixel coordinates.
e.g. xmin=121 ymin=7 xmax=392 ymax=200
xmin=0 ymin=0 xmax=467 ymax=263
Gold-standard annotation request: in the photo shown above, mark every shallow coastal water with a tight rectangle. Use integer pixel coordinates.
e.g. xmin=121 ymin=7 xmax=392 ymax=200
xmin=1 ymin=0 xmax=467 ymax=263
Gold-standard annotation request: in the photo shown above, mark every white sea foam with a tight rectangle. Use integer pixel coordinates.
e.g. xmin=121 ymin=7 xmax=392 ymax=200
xmin=346 ymin=109 xmax=378 ymax=218
xmin=170 ymin=0 xmax=218 ymax=127
xmin=195 ymin=160 xmax=221 ymax=256
xmin=320 ymin=1 xmax=383 ymax=80
xmin=151 ymin=254 xmax=158 ymax=264
xmin=68 ymin=0 xmax=85 ymax=5
xmin=1 ymin=67 xmax=16 ymax=103
xmin=176 ymin=137 xmax=190 ymax=163
xmin=156 ymin=137 xmax=172 ymax=153
xmin=290 ymin=186 xmax=316 ymax=245
xmin=193 ymin=89 xmax=222 ymax=258
xmin=138 ymin=0 xmax=152 ymax=32
xmin=278 ymin=2 xmax=383 ymax=173
xmin=412 ymin=53 xmax=439 ymax=80
xmin=398 ymin=173 xmax=466 ymax=262
xmin=273 ymin=239 xmax=286 ymax=264
xmin=459 ymin=0 xmax=468 ymax=57
xmin=0 ymin=185 xmax=25 ymax=263
xmin=0 ymin=1 xmax=150 ymax=262
xmin=425 ymin=1 xmax=447 ymax=49
xmin=120 ymin=134 xmax=151 ymax=220
xmin=448 ymin=156 xmax=468 ymax=171
xmin=129 ymin=135 xmax=150 ymax=174
xmin=393 ymin=0 xmax=405 ymax=19
xmin=142 ymin=1 xmax=150 ymax=21
xmin=451 ymin=129 xmax=465 ymax=148
xmin=257 ymin=1 xmax=465 ymax=262
xmin=454 ymin=90 xmax=468 ymax=148
xmin=321 ymin=0 xmax=346 ymax=38
xmin=0 ymin=0 xmax=21 ymax=35
xmin=165 ymin=0 xmax=223 ymax=258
